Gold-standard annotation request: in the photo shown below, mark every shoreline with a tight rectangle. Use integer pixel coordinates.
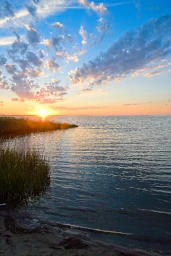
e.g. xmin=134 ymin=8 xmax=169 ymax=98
xmin=0 ymin=212 xmax=161 ymax=256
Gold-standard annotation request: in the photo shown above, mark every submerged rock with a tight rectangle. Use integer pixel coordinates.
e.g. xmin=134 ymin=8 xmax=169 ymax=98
xmin=59 ymin=237 xmax=89 ymax=249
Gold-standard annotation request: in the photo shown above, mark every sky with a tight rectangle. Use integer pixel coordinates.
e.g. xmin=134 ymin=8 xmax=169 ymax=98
xmin=0 ymin=0 xmax=171 ymax=116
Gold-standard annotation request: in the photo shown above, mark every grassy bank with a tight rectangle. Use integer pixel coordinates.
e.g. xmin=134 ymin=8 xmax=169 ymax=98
xmin=0 ymin=117 xmax=78 ymax=136
xmin=0 ymin=147 xmax=50 ymax=205
xmin=0 ymin=117 xmax=78 ymax=206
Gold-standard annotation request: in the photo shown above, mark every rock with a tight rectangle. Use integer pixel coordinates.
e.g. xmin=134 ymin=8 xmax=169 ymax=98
xmin=0 ymin=216 xmax=6 ymax=233
xmin=58 ymin=237 xmax=89 ymax=249
xmin=4 ymin=215 xmax=42 ymax=234
xmin=4 ymin=216 xmax=16 ymax=233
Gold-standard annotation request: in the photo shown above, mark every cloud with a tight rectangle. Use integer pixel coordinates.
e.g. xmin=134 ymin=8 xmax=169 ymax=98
xmin=39 ymin=50 xmax=44 ymax=58
xmin=79 ymin=26 xmax=88 ymax=45
xmin=90 ymin=17 xmax=111 ymax=46
xmin=27 ymin=68 xmax=43 ymax=77
xmin=51 ymin=36 xmax=63 ymax=49
xmin=0 ymin=8 xmax=29 ymax=28
xmin=51 ymin=34 xmax=73 ymax=50
xmin=133 ymin=0 xmax=141 ymax=15
xmin=0 ymin=79 xmax=9 ymax=89
xmin=10 ymin=28 xmax=21 ymax=41
xmin=25 ymin=25 xmax=40 ymax=45
xmin=14 ymin=59 xmax=30 ymax=70
xmin=107 ymin=2 xmax=131 ymax=7
xmin=43 ymin=39 xmax=51 ymax=48
xmin=51 ymin=105 xmax=108 ymax=110
xmin=81 ymin=88 xmax=106 ymax=94
xmin=5 ymin=64 xmax=17 ymax=74
xmin=69 ymin=15 xmax=171 ymax=86
xmin=52 ymin=79 xmax=60 ymax=84
xmin=82 ymin=88 xmax=93 ymax=92
xmin=9 ymin=71 xmax=67 ymax=103
xmin=8 ymin=41 xmax=28 ymax=59
xmin=47 ymin=85 xmax=67 ymax=95
xmin=12 ymin=71 xmax=27 ymax=82
xmin=26 ymin=51 xmax=43 ymax=67
xmin=51 ymin=21 xmax=64 ymax=33
xmin=46 ymin=59 xmax=59 ymax=71
xmin=34 ymin=0 xmax=75 ymax=18
xmin=56 ymin=51 xmax=79 ymax=62
xmin=78 ymin=0 xmax=107 ymax=15
xmin=11 ymin=98 xmax=19 ymax=101
xmin=0 ymin=36 xmax=16 ymax=46
xmin=144 ymin=71 xmax=161 ymax=77
xmin=36 ymin=98 xmax=57 ymax=104
xmin=11 ymin=80 xmax=35 ymax=100
xmin=0 ymin=69 xmax=9 ymax=89
xmin=96 ymin=17 xmax=111 ymax=42
xmin=123 ymin=103 xmax=140 ymax=106
xmin=0 ymin=0 xmax=75 ymax=28
xmin=26 ymin=2 xmax=37 ymax=17
xmin=0 ymin=55 xmax=7 ymax=65
xmin=0 ymin=1 xmax=15 ymax=19
xmin=35 ymin=84 xmax=68 ymax=103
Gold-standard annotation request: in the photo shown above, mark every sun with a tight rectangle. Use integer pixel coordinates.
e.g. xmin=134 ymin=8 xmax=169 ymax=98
xmin=36 ymin=108 xmax=50 ymax=119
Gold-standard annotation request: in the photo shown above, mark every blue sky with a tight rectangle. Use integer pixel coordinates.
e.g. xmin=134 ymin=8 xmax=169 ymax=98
xmin=0 ymin=0 xmax=171 ymax=115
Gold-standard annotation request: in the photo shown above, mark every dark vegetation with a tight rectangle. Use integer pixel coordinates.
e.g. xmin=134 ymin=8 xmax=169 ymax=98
xmin=0 ymin=147 xmax=50 ymax=205
xmin=0 ymin=117 xmax=78 ymax=206
xmin=0 ymin=117 xmax=78 ymax=136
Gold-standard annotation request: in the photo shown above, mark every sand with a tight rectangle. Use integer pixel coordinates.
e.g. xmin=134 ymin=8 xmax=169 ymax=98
xmin=0 ymin=213 xmax=161 ymax=256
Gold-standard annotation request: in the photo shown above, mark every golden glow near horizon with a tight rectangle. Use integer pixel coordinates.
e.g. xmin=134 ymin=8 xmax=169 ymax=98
xmin=0 ymin=1 xmax=171 ymax=116
xmin=36 ymin=108 xmax=51 ymax=119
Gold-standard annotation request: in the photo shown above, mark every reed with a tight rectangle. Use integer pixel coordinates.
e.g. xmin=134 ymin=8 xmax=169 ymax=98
xmin=0 ymin=117 xmax=78 ymax=206
xmin=0 ymin=117 xmax=78 ymax=136
xmin=0 ymin=147 xmax=50 ymax=205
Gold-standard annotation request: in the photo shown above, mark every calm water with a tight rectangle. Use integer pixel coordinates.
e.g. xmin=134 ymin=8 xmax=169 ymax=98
xmin=6 ymin=116 xmax=171 ymax=255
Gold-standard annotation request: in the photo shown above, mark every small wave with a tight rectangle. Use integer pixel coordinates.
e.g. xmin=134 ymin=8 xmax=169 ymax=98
xmin=138 ymin=208 xmax=171 ymax=216
xmin=39 ymin=219 xmax=171 ymax=244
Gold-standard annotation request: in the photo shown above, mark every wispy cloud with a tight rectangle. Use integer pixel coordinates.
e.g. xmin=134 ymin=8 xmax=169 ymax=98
xmin=69 ymin=14 xmax=171 ymax=86
xmin=0 ymin=1 xmax=130 ymax=29
xmin=107 ymin=2 xmax=131 ymax=7
xmin=133 ymin=0 xmax=141 ymax=15
xmin=144 ymin=71 xmax=161 ymax=77
xmin=79 ymin=26 xmax=88 ymax=45
xmin=78 ymin=0 xmax=107 ymax=15
xmin=0 ymin=0 xmax=76 ymax=28
xmin=51 ymin=105 xmax=109 ymax=111
xmin=56 ymin=51 xmax=79 ymax=62
xmin=0 ymin=36 xmax=16 ymax=46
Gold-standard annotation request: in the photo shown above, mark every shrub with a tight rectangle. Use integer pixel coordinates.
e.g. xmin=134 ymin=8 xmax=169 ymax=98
xmin=0 ymin=147 xmax=50 ymax=205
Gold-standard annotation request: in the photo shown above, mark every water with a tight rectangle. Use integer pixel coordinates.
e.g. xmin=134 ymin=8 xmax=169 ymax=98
xmin=5 ymin=116 xmax=171 ymax=255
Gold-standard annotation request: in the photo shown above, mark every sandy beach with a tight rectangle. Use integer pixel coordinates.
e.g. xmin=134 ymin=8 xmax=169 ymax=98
xmin=0 ymin=212 xmax=161 ymax=256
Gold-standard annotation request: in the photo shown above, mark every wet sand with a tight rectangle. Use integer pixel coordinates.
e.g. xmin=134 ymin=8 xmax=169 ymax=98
xmin=0 ymin=213 xmax=161 ymax=256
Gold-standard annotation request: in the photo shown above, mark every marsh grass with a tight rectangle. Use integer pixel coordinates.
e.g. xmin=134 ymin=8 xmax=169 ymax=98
xmin=0 ymin=117 xmax=78 ymax=136
xmin=0 ymin=117 xmax=78 ymax=206
xmin=0 ymin=147 xmax=50 ymax=205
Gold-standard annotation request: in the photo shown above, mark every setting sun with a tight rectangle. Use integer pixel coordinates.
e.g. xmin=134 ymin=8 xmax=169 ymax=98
xmin=36 ymin=109 xmax=50 ymax=119
xmin=0 ymin=1 xmax=171 ymax=255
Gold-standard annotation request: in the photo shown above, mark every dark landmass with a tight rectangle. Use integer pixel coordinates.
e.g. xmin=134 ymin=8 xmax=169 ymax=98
xmin=0 ymin=117 xmax=78 ymax=137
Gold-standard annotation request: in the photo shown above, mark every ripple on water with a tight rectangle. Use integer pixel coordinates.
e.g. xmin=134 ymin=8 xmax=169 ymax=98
xmin=5 ymin=115 xmax=171 ymax=255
